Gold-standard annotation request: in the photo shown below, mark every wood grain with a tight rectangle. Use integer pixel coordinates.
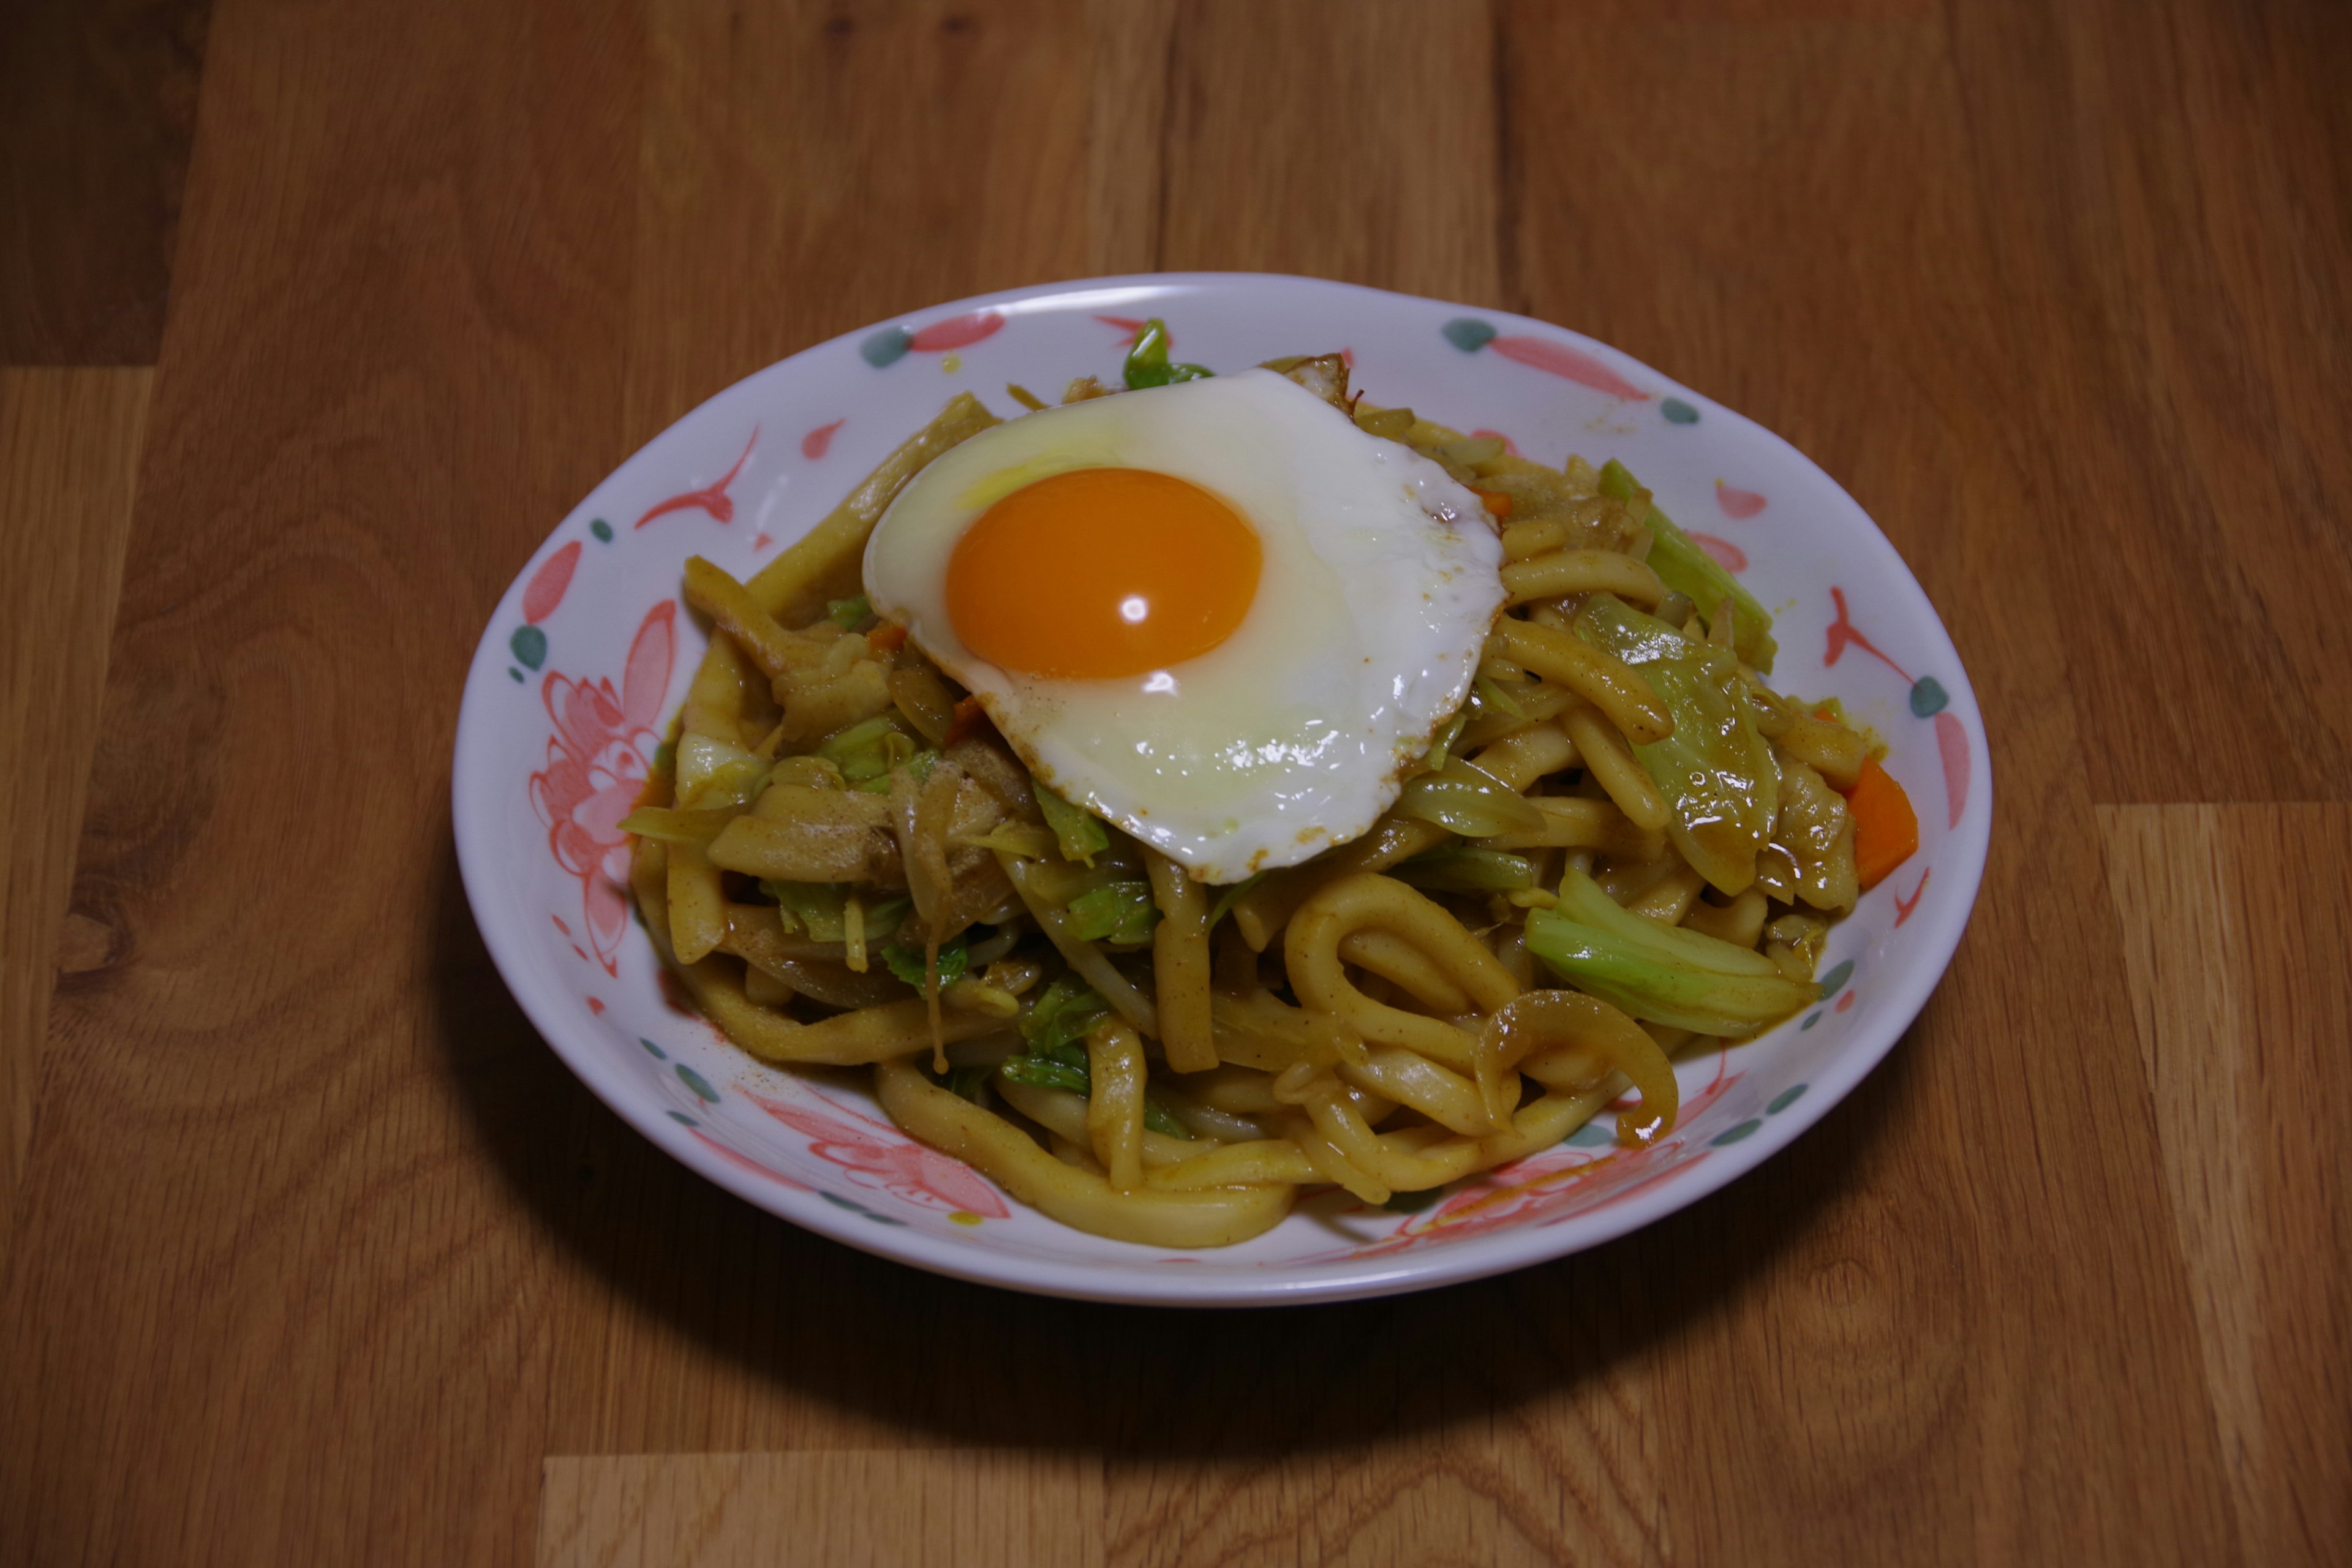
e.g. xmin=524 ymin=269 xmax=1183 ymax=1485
xmin=0 ymin=369 xmax=152 ymax=1280
xmin=2100 ymin=805 xmax=2352 ymax=1568
xmin=626 ymin=0 xmax=1093 ymax=443
xmin=0 ymin=0 xmax=638 ymax=1561
xmin=4 ymin=0 xmax=2350 ymax=1563
xmin=1157 ymin=0 xmax=1500 ymax=301
xmin=0 ymin=0 xmax=211 ymax=364
xmin=535 ymin=1451 xmax=1103 ymax=1568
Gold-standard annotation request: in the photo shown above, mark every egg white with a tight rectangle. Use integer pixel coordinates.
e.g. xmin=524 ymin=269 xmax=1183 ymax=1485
xmin=862 ymin=369 xmax=1504 ymax=883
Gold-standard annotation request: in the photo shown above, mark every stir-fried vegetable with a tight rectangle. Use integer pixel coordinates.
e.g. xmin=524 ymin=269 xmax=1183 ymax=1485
xmin=1033 ymin=778 xmax=1110 ymax=864
xmin=1019 ymin=974 xmax=1112 ymax=1054
xmin=816 ymin=714 xmax=929 ymax=789
xmin=998 ymin=979 xmax=1191 ymax=1137
xmin=1391 ymin=844 xmax=1537 ymax=894
xmin=1574 ymin=593 xmax=1779 ymax=896
xmin=1844 ymin=755 xmax=1920 ymax=891
xmin=1523 ymin=870 xmax=1816 ymax=1036
xmin=1580 ymin=595 xmax=1778 ymax=902
xmin=1121 ymin=318 xmax=1212 ymax=390
xmin=674 ymin=733 xmax=767 ymax=809
xmin=881 ymin=933 xmax=969 ymax=989
xmin=1393 ymin=755 xmax=1548 ymax=837
xmin=1066 ymin=879 xmax=1159 ymax=944
xmin=1597 ymin=458 xmax=1776 ymax=672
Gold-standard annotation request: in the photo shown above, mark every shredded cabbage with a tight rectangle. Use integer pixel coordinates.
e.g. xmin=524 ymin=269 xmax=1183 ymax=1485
xmin=1523 ymin=870 xmax=1814 ymax=1035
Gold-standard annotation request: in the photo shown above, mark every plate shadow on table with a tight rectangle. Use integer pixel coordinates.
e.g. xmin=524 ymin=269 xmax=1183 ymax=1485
xmin=428 ymin=827 xmax=1915 ymax=1457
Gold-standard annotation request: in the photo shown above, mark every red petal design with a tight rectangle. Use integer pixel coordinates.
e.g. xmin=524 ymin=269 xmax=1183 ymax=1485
xmin=523 ymin=541 xmax=582 ymax=624
xmin=909 ymin=311 xmax=1004 ymax=352
xmin=1713 ymin=481 xmax=1767 ymax=520
xmin=801 ymin=419 xmax=844 ymax=459
xmin=1690 ymin=532 xmax=1748 ymax=571
xmin=1488 ymin=336 xmax=1649 ymax=399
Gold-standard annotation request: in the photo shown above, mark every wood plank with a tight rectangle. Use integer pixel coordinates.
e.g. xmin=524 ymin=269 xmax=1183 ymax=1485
xmin=1476 ymin=7 xmax=2244 ymax=1562
xmin=535 ymin=1451 xmax=1102 ymax=1568
xmin=1084 ymin=0 xmax=1180 ymax=276
xmin=1156 ymin=0 xmax=1501 ymax=302
xmin=2099 ymin=805 xmax=2352 ymax=1568
xmin=0 ymin=0 xmax=212 ymax=364
xmin=0 ymin=368 xmax=152 ymax=1280
xmin=1941 ymin=0 xmax=2352 ymax=802
xmin=0 ymin=0 xmax=641 ymax=1562
xmin=624 ymin=0 xmax=1093 ymax=443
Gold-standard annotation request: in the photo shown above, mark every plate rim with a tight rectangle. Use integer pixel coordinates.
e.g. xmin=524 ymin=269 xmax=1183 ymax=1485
xmin=452 ymin=270 xmax=1994 ymax=1306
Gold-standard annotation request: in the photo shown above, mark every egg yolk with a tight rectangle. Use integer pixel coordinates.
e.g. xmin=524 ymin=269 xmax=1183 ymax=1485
xmin=946 ymin=467 xmax=1262 ymax=679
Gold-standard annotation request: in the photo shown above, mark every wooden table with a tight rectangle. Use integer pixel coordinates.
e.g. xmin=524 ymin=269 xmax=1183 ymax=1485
xmin=6 ymin=2 xmax=2347 ymax=1562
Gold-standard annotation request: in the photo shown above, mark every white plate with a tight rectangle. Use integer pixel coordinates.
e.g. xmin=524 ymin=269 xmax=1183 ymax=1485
xmin=453 ymin=274 xmax=1992 ymax=1306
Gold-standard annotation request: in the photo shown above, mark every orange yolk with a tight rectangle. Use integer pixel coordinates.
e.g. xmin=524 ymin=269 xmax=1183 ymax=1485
xmin=945 ymin=467 xmax=1262 ymax=679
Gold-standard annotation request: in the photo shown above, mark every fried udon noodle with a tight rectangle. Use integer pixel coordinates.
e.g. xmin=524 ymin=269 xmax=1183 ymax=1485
xmin=622 ymin=345 xmax=1916 ymax=1248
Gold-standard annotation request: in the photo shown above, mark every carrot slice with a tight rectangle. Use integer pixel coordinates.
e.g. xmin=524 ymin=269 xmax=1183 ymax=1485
xmin=1843 ymin=755 xmax=1918 ymax=892
xmin=866 ymin=621 xmax=909 ymax=655
xmin=1473 ymin=488 xmax=1514 ymax=519
xmin=943 ymin=695 xmax=987 ymax=746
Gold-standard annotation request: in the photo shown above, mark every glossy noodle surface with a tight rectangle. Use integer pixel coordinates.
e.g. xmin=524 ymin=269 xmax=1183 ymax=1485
xmin=624 ymin=347 xmax=1906 ymax=1247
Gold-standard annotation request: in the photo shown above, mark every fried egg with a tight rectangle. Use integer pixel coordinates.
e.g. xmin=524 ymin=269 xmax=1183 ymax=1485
xmin=862 ymin=368 xmax=1504 ymax=882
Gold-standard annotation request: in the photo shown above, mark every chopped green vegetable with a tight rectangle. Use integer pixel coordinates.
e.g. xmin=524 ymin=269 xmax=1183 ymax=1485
xmin=1599 ymin=458 xmax=1776 ymax=671
xmin=1143 ymin=1099 xmax=1193 ymax=1140
xmin=997 ymin=1014 xmax=1193 ymax=1138
xmin=1391 ymin=844 xmax=1536 ymax=894
xmin=826 ymin=594 xmax=873 ymax=630
xmin=927 ymin=1062 xmax=994 ymax=1101
xmin=1033 ymin=778 xmax=1110 ymax=864
xmin=882 ymin=934 xmax=969 ymax=989
xmin=758 ymin=884 xmax=908 ymax=946
xmin=818 ymin=714 xmax=919 ymax=786
xmin=1208 ymin=872 xmax=1265 ymax=930
xmin=1474 ymin=676 xmax=1524 ymax=722
xmin=997 ymin=1047 xmax=1091 ymax=1096
xmin=1575 ymin=594 xmax=1779 ymax=896
xmin=852 ymin=745 xmax=938 ymax=793
xmin=1393 ymin=755 xmax=1547 ymax=838
xmin=1067 ymin=879 xmax=1159 ymax=944
xmin=761 ymin=880 xmax=848 ymax=941
xmin=1121 ymin=318 xmax=1213 ymax=390
xmin=617 ymin=805 xmax=737 ymax=845
xmin=1420 ymin=711 xmax=1469 ymax=770
xmin=1020 ymin=974 xmax=1112 ymax=1055
xmin=1523 ymin=870 xmax=1815 ymax=1036
xmin=674 ymin=733 xmax=766 ymax=809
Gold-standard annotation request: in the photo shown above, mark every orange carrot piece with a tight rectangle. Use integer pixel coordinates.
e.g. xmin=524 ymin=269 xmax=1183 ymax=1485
xmin=866 ymin=621 xmax=909 ymax=655
xmin=1844 ymin=755 xmax=1918 ymax=892
xmin=1474 ymin=488 xmax=1513 ymax=519
xmin=943 ymin=695 xmax=986 ymax=746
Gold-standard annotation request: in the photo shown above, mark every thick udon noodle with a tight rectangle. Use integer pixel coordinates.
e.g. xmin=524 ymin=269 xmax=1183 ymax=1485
xmin=625 ymin=371 xmax=1868 ymax=1247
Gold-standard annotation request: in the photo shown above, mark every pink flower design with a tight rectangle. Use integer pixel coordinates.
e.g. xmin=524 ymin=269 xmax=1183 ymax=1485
xmin=636 ymin=427 xmax=758 ymax=529
xmin=745 ymin=1088 xmax=1011 ymax=1219
xmin=909 ymin=311 xmax=1004 ymax=352
xmin=689 ymin=1128 xmax=815 ymax=1194
xmin=1823 ymin=586 xmax=1912 ymax=682
xmin=1713 ymin=480 xmax=1768 ymax=519
xmin=1689 ymin=532 xmax=1748 ymax=572
xmin=528 ymin=600 xmax=676 ymax=974
xmin=1488 ymin=336 xmax=1650 ymax=400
